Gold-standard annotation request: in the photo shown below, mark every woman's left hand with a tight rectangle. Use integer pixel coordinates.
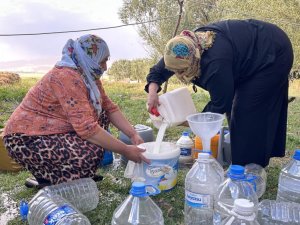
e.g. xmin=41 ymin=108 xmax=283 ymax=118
xmin=130 ymin=133 xmax=144 ymax=145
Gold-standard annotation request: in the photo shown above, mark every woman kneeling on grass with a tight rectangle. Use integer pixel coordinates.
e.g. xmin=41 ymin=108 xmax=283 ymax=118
xmin=3 ymin=34 xmax=149 ymax=188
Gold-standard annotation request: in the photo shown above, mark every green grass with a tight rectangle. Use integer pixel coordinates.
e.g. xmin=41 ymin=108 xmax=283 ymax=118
xmin=0 ymin=78 xmax=299 ymax=224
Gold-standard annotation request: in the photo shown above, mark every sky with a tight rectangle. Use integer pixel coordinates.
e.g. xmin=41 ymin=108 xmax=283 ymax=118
xmin=0 ymin=0 xmax=149 ymax=73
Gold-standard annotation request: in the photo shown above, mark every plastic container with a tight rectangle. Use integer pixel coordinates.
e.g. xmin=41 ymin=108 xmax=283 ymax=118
xmin=119 ymin=124 xmax=154 ymax=165
xmin=44 ymin=178 xmax=99 ymax=213
xmin=176 ymin=131 xmax=194 ymax=167
xmin=184 ymin=153 xmax=224 ymax=225
xmin=0 ymin=130 xmax=22 ymax=172
xmin=111 ymin=181 xmax=163 ymax=225
xmin=221 ymin=199 xmax=259 ymax=225
xmin=257 ymin=199 xmax=300 ymax=224
xmin=149 ymin=87 xmax=197 ymax=129
xmin=28 ymin=189 xmax=91 ymax=225
xmin=124 ymin=142 xmax=180 ymax=191
xmin=214 ymin=165 xmax=258 ymax=224
xmin=245 ymin=163 xmax=267 ymax=198
xmin=194 ymin=134 xmax=219 ymax=159
xmin=277 ymin=149 xmax=300 ymax=203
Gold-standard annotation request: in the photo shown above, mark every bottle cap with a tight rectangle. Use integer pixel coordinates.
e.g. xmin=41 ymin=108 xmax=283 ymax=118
xmin=233 ymin=199 xmax=255 ymax=215
xmin=293 ymin=149 xmax=300 ymax=160
xmin=228 ymin=165 xmax=245 ymax=179
xmin=150 ymin=107 xmax=160 ymax=117
xmin=182 ymin=131 xmax=189 ymax=136
xmin=130 ymin=181 xmax=148 ymax=197
xmin=198 ymin=152 xmax=210 ymax=159
xmin=20 ymin=200 xmax=29 ymax=221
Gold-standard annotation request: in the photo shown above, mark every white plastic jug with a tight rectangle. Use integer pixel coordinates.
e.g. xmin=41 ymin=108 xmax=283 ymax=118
xmin=149 ymin=87 xmax=197 ymax=128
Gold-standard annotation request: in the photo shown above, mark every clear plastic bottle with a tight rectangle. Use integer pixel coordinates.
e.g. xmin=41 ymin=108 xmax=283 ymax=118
xmin=44 ymin=178 xmax=99 ymax=213
xmin=111 ymin=181 xmax=163 ymax=225
xmin=185 ymin=152 xmax=224 ymax=225
xmin=27 ymin=189 xmax=91 ymax=225
xmin=245 ymin=163 xmax=267 ymax=198
xmin=221 ymin=199 xmax=259 ymax=225
xmin=176 ymin=131 xmax=194 ymax=167
xmin=277 ymin=149 xmax=300 ymax=203
xmin=214 ymin=165 xmax=258 ymax=224
xmin=257 ymin=199 xmax=300 ymax=224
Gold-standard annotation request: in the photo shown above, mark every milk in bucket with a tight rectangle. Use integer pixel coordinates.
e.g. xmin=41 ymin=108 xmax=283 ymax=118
xmin=124 ymin=142 xmax=180 ymax=191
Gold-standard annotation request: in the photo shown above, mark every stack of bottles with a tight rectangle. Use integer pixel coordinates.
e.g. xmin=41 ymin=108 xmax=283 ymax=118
xmin=25 ymin=178 xmax=99 ymax=225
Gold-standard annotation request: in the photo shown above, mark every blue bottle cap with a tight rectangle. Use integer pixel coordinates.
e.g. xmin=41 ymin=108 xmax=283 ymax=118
xmin=293 ymin=149 xmax=300 ymax=160
xmin=228 ymin=165 xmax=246 ymax=179
xmin=182 ymin=131 xmax=189 ymax=136
xmin=20 ymin=200 xmax=29 ymax=221
xmin=130 ymin=182 xmax=148 ymax=197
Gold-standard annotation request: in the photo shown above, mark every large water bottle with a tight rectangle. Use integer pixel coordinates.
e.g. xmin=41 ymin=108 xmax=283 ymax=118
xmin=111 ymin=181 xmax=163 ymax=225
xmin=176 ymin=131 xmax=194 ymax=167
xmin=44 ymin=178 xmax=99 ymax=213
xmin=257 ymin=199 xmax=300 ymax=224
xmin=277 ymin=149 xmax=300 ymax=203
xmin=245 ymin=163 xmax=267 ymax=198
xmin=28 ymin=189 xmax=91 ymax=225
xmin=214 ymin=165 xmax=258 ymax=224
xmin=221 ymin=199 xmax=259 ymax=225
xmin=185 ymin=152 xmax=224 ymax=225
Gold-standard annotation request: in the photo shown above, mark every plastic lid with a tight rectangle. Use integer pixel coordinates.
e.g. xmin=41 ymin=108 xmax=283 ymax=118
xmin=293 ymin=149 xmax=300 ymax=160
xmin=233 ymin=199 xmax=255 ymax=215
xmin=129 ymin=181 xmax=148 ymax=197
xmin=198 ymin=152 xmax=210 ymax=159
xmin=228 ymin=165 xmax=246 ymax=179
xmin=182 ymin=131 xmax=189 ymax=136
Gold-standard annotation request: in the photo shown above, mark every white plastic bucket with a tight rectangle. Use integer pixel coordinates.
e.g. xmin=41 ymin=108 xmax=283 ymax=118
xmin=124 ymin=142 xmax=180 ymax=191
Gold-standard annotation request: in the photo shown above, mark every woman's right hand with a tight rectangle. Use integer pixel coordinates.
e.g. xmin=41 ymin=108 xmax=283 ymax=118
xmin=124 ymin=145 xmax=150 ymax=164
xmin=147 ymin=83 xmax=160 ymax=113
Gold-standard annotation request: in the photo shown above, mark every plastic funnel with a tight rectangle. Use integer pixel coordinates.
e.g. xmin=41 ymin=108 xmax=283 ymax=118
xmin=186 ymin=112 xmax=224 ymax=151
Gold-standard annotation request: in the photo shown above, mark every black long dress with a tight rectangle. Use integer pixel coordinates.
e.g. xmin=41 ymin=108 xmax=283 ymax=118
xmin=145 ymin=19 xmax=294 ymax=167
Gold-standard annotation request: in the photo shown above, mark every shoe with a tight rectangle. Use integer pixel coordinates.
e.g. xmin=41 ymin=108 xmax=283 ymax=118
xmin=25 ymin=177 xmax=51 ymax=189
xmin=92 ymin=175 xmax=103 ymax=182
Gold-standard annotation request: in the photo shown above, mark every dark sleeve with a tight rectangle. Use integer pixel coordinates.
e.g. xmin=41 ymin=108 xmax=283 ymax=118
xmin=202 ymin=59 xmax=234 ymax=114
xmin=144 ymin=58 xmax=174 ymax=93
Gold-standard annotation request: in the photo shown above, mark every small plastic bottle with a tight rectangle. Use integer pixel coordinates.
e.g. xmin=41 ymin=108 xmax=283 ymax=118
xmin=185 ymin=152 xmax=224 ymax=225
xmin=257 ymin=199 xmax=300 ymax=224
xmin=245 ymin=163 xmax=267 ymax=198
xmin=176 ymin=131 xmax=194 ymax=167
xmin=27 ymin=189 xmax=91 ymax=225
xmin=221 ymin=199 xmax=259 ymax=225
xmin=44 ymin=178 xmax=99 ymax=213
xmin=214 ymin=165 xmax=258 ymax=224
xmin=277 ymin=149 xmax=300 ymax=203
xmin=111 ymin=181 xmax=163 ymax=225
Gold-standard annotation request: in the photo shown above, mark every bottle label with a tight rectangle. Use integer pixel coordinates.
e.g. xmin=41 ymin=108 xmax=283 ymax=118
xmin=180 ymin=147 xmax=192 ymax=156
xmin=185 ymin=190 xmax=210 ymax=208
xmin=44 ymin=205 xmax=77 ymax=225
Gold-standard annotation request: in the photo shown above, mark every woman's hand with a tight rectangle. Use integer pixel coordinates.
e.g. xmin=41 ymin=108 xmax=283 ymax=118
xmin=147 ymin=83 xmax=160 ymax=113
xmin=130 ymin=133 xmax=144 ymax=145
xmin=124 ymin=145 xmax=150 ymax=164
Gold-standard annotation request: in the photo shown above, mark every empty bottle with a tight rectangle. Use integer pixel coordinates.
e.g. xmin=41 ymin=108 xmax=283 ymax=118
xmin=257 ymin=199 xmax=300 ymax=224
xmin=177 ymin=131 xmax=194 ymax=167
xmin=214 ymin=165 xmax=258 ymax=224
xmin=28 ymin=189 xmax=91 ymax=225
xmin=245 ymin=163 xmax=267 ymax=198
xmin=277 ymin=149 xmax=300 ymax=203
xmin=111 ymin=181 xmax=163 ymax=225
xmin=221 ymin=199 xmax=259 ymax=225
xmin=185 ymin=152 xmax=224 ymax=225
xmin=44 ymin=178 xmax=99 ymax=213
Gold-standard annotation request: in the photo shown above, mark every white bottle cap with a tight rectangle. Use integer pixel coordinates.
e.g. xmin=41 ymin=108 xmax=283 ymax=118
xmin=233 ymin=199 xmax=255 ymax=216
xmin=198 ymin=152 xmax=210 ymax=159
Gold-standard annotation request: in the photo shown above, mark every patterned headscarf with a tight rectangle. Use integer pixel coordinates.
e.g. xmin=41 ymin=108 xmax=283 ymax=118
xmin=164 ymin=30 xmax=215 ymax=83
xmin=56 ymin=34 xmax=110 ymax=117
